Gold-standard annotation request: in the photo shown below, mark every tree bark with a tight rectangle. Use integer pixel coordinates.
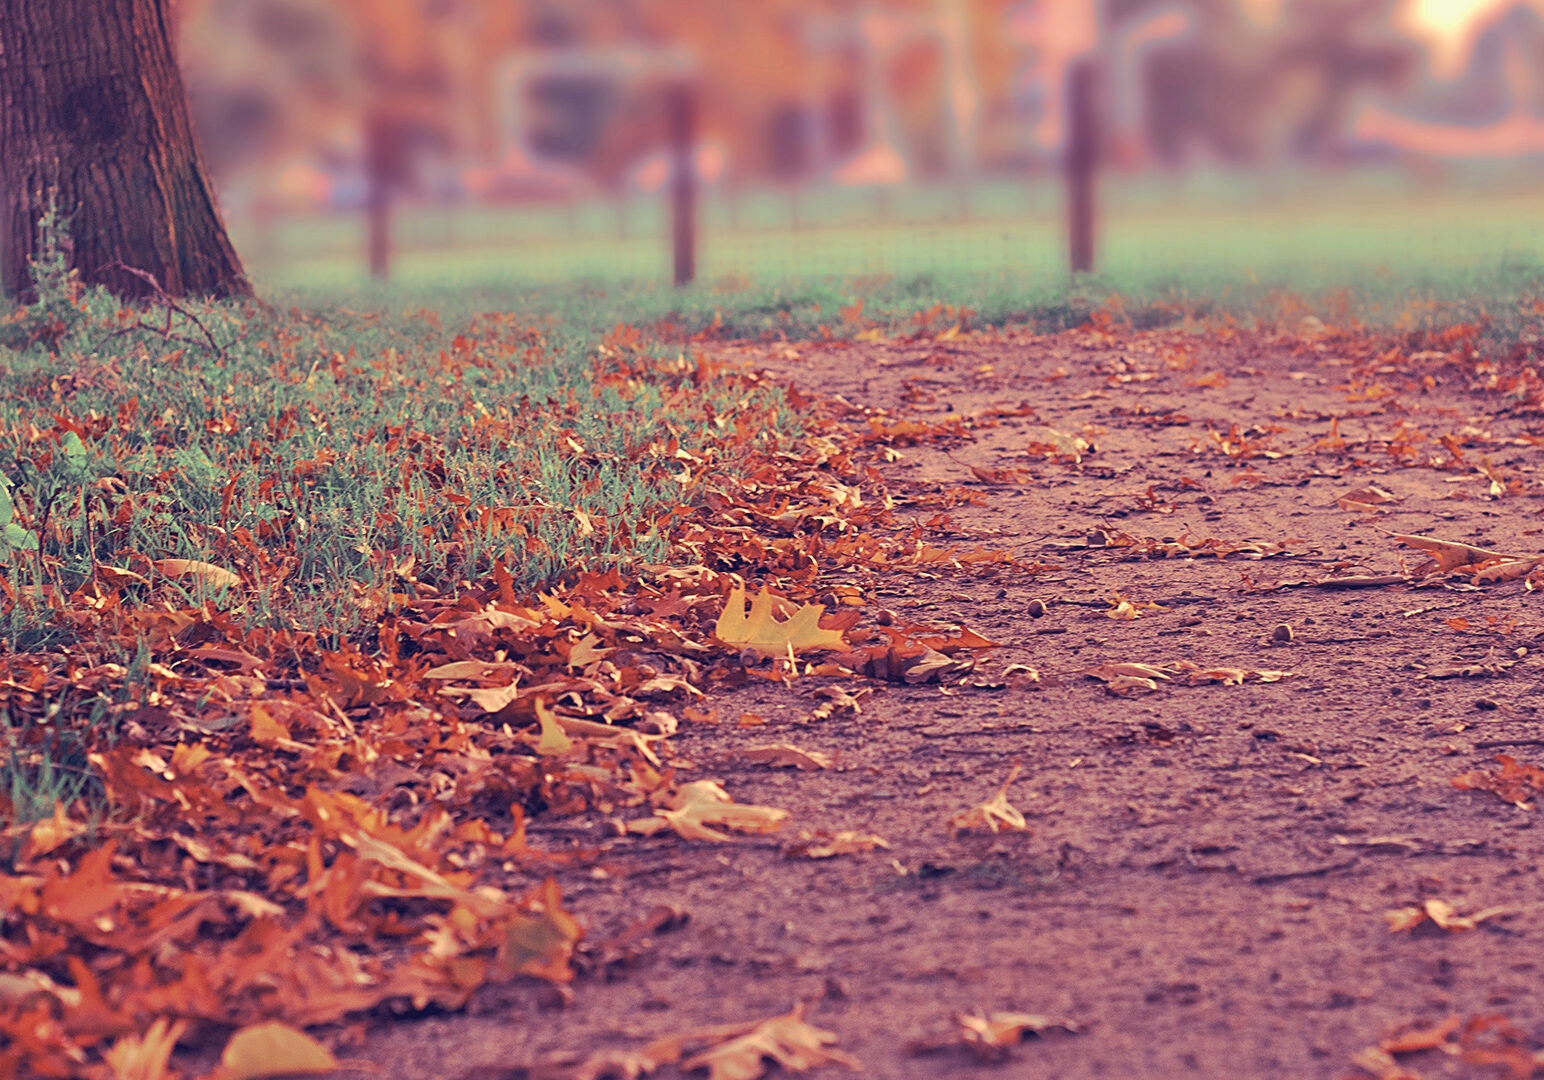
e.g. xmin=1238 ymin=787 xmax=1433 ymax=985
xmin=0 ymin=0 xmax=251 ymax=302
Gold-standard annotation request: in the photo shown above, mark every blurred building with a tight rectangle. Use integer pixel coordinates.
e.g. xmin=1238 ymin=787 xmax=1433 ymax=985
xmin=171 ymin=1 xmax=1544 ymax=226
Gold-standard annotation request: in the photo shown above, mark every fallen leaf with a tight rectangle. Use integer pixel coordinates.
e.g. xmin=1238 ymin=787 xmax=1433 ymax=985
xmin=95 ymin=564 xmax=150 ymax=590
xmin=652 ymin=781 xmax=791 ymax=842
xmin=1472 ymin=556 xmax=1544 ymax=584
xmin=154 ymin=558 xmax=241 ymax=591
xmin=208 ymin=1022 xmax=338 ymax=1080
xmin=740 ymin=744 xmax=832 ymax=770
xmin=1384 ymin=532 xmax=1517 ymax=575
xmin=1452 ymin=755 xmax=1544 ymax=808
xmin=909 ymin=1010 xmax=1079 ymax=1062
xmin=1101 ymin=674 xmax=1161 ymax=694
xmin=1380 ymin=1014 xmax=1463 ymax=1054
xmin=1337 ymin=485 xmax=1400 ymax=510
xmin=949 ymin=767 xmax=1029 ymax=835
xmin=678 ymin=1004 xmax=860 ymax=1079
xmin=715 ymin=588 xmax=847 ymax=657
xmin=1385 ymin=899 xmax=1518 ymax=933
xmin=1023 ymin=425 xmax=1092 ymax=462
xmin=532 ymin=698 xmax=576 ymax=755
xmin=1083 ymin=663 xmax=1172 ymax=683
xmin=103 ymin=1017 xmax=186 ymax=1080
xmin=783 ymin=830 xmax=890 ymax=859
xmin=499 ymin=879 xmax=582 ymax=982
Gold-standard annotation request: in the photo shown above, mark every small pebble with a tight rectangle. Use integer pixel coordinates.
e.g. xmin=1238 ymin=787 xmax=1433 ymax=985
xmin=1026 ymin=599 xmax=1049 ymax=618
xmin=1271 ymin=623 xmax=1294 ymax=643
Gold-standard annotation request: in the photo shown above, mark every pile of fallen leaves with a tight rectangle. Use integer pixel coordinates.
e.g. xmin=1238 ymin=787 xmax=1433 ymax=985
xmin=0 ymin=318 xmax=1012 ymax=1077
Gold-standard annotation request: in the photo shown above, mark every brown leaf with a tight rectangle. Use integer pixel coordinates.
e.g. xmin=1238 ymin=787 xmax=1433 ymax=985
xmin=783 ymin=830 xmax=890 ymax=859
xmin=1384 ymin=532 xmax=1516 ymax=575
xmin=1451 ymin=755 xmax=1544 ymax=808
xmin=652 ymin=781 xmax=791 ymax=842
xmin=949 ymin=767 xmax=1029 ymax=835
xmin=740 ymin=744 xmax=832 ymax=770
xmin=909 ymin=1010 xmax=1079 ymax=1062
xmin=1337 ymin=485 xmax=1400 ymax=509
xmin=1386 ymin=899 xmax=1519 ymax=933
xmin=499 ymin=880 xmax=583 ymax=983
xmin=678 ymin=1004 xmax=860 ymax=1079
xmin=1083 ymin=662 xmax=1172 ymax=683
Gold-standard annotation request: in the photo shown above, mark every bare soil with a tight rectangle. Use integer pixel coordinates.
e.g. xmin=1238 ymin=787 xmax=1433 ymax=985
xmin=346 ymin=319 xmax=1544 ymax=1079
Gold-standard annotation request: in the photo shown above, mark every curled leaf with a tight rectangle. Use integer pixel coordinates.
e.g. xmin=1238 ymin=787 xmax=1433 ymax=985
xmin=949 ymin=767 xmax=1030 ymax=835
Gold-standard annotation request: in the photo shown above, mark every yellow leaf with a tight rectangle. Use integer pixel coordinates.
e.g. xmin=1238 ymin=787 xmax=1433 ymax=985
xmin=208 ymin=1022 xmax=337 ymax=1080
xmin=533 ymin=698 xmax=576 ymax=755
xmin=104 ymin=1017 xmax=186 ymax=1080
xmin=499 ymin=879 xmax=582 ymax=982
xmin=715 ymin=588 xmax=846 ymax=657
xmin=654 ymin=780 xmax=790 ymax=842
xmin=679 ymin=1004 xmax=860 ymax=1079
xmin=154 ymin=558 xmax=241 ymax=590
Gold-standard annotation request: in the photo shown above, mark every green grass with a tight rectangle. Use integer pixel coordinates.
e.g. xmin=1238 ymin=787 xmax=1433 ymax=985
xmin=0 ymin=272 xmax=804 ymax=654
xmin=237 ymin=171 xmax=1544 ymax=344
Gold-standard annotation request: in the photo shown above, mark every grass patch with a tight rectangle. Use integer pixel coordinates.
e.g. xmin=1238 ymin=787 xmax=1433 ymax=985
xmin=0 ymin=278 xmax=803 ymax=657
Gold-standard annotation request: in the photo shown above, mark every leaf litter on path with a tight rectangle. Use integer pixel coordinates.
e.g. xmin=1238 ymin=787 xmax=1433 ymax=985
xmin=13 ymin=309 xmax=1544 ymax=1078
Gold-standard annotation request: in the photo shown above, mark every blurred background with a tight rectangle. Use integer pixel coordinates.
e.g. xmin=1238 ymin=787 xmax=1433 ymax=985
xmin=174 ymin=0 xmax=1544 ymax=293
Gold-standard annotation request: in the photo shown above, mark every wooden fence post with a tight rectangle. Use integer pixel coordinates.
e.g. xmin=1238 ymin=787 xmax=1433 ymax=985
xmin=666 ymin=82 xmax=697 ymax=287
xmin=364 ymin=110 xmax=395 ymax=281
xmin=1066 ymin=58 xmax=1099 ymax=274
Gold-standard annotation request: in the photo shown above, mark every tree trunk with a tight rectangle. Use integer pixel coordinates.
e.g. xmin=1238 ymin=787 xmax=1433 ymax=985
xmin=0 ymin=0 xmax=251 ymax=302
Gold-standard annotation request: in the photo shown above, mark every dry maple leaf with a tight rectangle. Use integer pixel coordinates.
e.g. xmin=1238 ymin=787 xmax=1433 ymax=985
xmin=498 ymin=879 xmax=583 ymax=982
xmin=949 ymin=767 xmax=1030 ymax=835
xmin=1451 ymin=755 xmax=1544 ymax=808
xmin=715 ymin=587 xmax=847 ymax=658
xmin=1473 ymin=556 xmax=1544 ymax=584
xmin=678 ymin=1003 xmax=860 ymax=1079
xmin=1187 ymin=667 xmax=1294 ymax=686
xmin=206 ymin=1021 xmax=338 ymax=1080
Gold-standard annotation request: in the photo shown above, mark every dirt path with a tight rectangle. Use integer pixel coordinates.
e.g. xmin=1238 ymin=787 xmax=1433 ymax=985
xmin=351 ymin=318 xmax=1544 ymax=1079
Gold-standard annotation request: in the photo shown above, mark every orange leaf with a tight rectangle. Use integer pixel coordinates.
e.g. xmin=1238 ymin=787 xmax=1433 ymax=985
xmin=154 ymin=558 xmax=241 ymax=590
